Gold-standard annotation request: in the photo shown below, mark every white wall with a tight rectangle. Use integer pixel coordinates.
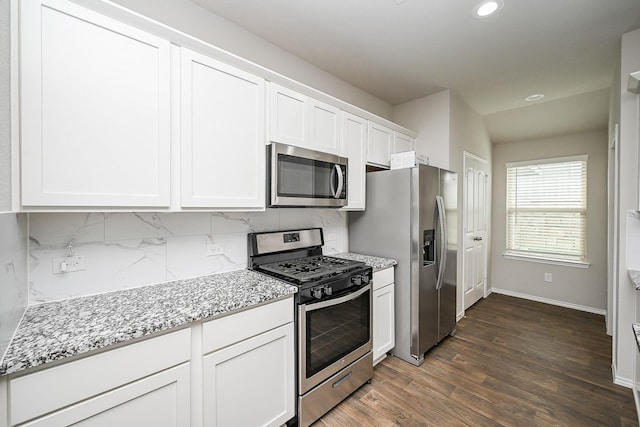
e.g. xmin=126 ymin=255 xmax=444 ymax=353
xmin=109 ymin=0 xmax=392 ymax=120
xmin=449 ymin=93 xmax=493 ymax=317
xmin=491 ymin=131 xmax=608 ymax=313
xmin=28 ymin=209 xmax=347 ymax=304
xmin=0 ymin=213 xmax=28 ymax=361
xmin=613 ymin=27 xmax=640 ymax=387
xmin=0 ymin=0 xmax=11 ymax=212
xmin=393 ymin=91 xmax=492 ymax=317
xmin=392 ymin=90 xmax=451 ymax=169
xmin=608 ymin=60 xmax=621 ymax=337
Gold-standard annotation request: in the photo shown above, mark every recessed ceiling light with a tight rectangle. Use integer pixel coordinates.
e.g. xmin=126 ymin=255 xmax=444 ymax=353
xmin=524 ymin=93 xmax=545 ymax=102
xmin=473 ymin=0 xmax=504 ymax=18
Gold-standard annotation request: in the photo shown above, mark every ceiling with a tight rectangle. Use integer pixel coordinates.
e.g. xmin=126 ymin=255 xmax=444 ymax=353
xmin=192 ymin=0 xmax=640 ymax=143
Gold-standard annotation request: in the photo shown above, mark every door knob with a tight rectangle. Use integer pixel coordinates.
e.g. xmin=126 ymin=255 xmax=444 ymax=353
xmin=473 ymin=236 xmax=483 ymax=241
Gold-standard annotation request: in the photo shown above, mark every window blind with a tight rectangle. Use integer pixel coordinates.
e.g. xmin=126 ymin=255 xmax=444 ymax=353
xmin=506 ymin=156 xmax=587 ymax=261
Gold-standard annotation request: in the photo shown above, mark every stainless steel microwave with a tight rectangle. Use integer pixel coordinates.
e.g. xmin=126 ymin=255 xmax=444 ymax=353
xmin=268 ymin=143 xmax=348 ymax=207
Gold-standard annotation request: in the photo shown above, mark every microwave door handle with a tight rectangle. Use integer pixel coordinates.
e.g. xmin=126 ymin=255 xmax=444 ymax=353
xmin=330 ymin=165 xmax=338 ymax=198
xmin=333 ymin=164 xmax=344 ymax=199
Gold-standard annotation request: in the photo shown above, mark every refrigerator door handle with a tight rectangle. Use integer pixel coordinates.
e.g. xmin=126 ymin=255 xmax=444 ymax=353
xmin=436 ymin=195 xmax=447 ymax=290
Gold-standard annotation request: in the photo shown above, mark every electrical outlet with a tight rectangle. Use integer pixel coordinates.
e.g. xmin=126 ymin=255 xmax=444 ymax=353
xmin=544 ymin=272 xmax=552 ymax=283
xmin=206 ymin=243 xmax=224 ymax=256
xmin=53 ymin=256 xmax=86 ymax=274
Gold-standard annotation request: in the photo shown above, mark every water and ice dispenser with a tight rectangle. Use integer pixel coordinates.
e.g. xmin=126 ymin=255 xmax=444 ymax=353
xmin=423 ymin=229 xmax=435 ymax=266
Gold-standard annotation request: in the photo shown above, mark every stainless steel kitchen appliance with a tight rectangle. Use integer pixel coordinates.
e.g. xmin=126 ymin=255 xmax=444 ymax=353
xmin=349 ymin=164 xmax=457 ymax=366
xmin=248 ymin=228 xmax=372 ymax=427
xmin=268 ymin=143 xmax=348 ymax=208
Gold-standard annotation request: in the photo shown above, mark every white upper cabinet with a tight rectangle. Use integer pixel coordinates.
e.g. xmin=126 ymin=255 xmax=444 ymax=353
xmin=269 ymin=83 xmax=308 ymax=148
xmin=341 ymin=112 xmax=367 ymax=211
xmin=393 ymin=131 xmax=415 ymax=154
xmin=309 ymin=99 xmax=341 ymax=155
xmin=20 ymin=0 xmax=171 ymax=207
xmin=367 ymin=122 xmax=393 ymax=168
xmin=268 ymin=83 xmax=342 ymax=155
xmin=180 ymin=48 xmax=266 ymax=209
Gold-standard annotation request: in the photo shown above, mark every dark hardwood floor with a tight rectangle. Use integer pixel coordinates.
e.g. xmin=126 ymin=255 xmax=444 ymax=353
xmin=314 ymin=293 xmax=638 ymax=427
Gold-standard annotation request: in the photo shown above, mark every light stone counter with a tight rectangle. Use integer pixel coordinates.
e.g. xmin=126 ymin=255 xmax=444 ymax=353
xmin=0 ymin=270 xmax=296 ymax=376
xmin=332 ymin=252 xmax=397 ymax=272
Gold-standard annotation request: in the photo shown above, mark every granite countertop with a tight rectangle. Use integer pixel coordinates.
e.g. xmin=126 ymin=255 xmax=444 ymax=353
xmin=628 ymin=270 xmax=640 ymax=290
xmin=332 ymin=252 xmax=397 ymax=272
xmin=0 ymin=270 xmax=297 ymax=376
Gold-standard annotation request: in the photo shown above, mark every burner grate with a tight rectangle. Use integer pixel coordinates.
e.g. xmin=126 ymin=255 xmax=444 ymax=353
xmin=258 ymin=256 xmax=364 ymax=283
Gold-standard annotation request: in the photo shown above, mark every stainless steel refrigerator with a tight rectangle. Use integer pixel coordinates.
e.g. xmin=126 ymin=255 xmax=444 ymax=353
xmin=349 ymin=164 xmax=457 ymax=366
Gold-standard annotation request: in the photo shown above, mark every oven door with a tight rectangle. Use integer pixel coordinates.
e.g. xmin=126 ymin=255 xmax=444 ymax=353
xmin=269 ymin=143 xmax=347 ymax=207
xmin=298 ymin=283 xmax=372 ymax=394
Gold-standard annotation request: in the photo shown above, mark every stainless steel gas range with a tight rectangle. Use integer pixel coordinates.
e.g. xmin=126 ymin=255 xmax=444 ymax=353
xmin=248 ymin=228 xmax=373 ymax=427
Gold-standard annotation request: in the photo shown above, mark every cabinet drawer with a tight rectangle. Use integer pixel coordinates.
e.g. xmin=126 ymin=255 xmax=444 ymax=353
xmin=373 ymin=267 xmax=394 ymax=291
xmin=10 ymin=329 xmax=191 ymax=425
xmin=19 ymin=363 xmax=190 ymax=427
xmin=202 ymin=297 xmax=293 ymax=354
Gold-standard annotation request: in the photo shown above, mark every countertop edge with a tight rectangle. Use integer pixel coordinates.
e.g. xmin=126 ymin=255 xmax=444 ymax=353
xmin=331 ymin=252 xmax=397 ymax=272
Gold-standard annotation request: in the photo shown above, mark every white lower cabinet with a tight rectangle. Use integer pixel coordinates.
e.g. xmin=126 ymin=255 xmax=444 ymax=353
xmin=8 ymin=329 xmax=191 ymax=426
xmin=203 ymin=324 xmax=295 ymax=427
xmin=19 ymin=364 xmax=190 ymax=427
xmin=373 ymin=267 xmax=395 ymax=365
xmin=4 ymin=297 xmax=296 ymax=427
xmin=201 ymin=297 xmax=295 ymax=427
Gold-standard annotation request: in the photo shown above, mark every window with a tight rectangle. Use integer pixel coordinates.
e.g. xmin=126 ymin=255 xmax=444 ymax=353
xmin=506 ymin=156 xmax=587 ymax=262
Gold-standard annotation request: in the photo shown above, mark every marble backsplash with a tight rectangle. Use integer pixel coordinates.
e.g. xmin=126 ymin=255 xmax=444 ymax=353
xmin=28 ymin=209 xmax=348 ymax=304
xmin=0 ymin=213 xmax=28 ymax=360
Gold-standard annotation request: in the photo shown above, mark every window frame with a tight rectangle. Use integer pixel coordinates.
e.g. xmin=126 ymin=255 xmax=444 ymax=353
xmin=504 ymin=155 xmax=589 ymax=267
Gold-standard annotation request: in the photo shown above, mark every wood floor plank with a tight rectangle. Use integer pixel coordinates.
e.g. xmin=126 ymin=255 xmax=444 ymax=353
xmin=313 ymin=293 xmax=638 ymax=426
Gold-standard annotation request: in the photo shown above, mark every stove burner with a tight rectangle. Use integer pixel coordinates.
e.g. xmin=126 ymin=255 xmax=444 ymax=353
xmin=258 ymin=255 xmax=364 ymax=283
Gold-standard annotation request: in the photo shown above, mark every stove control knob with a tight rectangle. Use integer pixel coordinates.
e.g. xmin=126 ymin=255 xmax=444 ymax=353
xmin=312 ymin=288 xmax=323 ymax=299
xmin=351 ymin=276 xmax=362 ymax=286
xmin=324 ymin=287 xmax=333 ymax=296
xmin=362 ymin=275 xmax=370 ymax=284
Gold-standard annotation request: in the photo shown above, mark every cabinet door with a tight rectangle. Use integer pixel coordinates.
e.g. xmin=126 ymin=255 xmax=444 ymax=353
xmin=20 ymin=0 xmax=171 ymax=207
xmin=269 ymin=83 xmax=308 ymax=147
xmin=341 ymin=112 xmax=367 ymax=210
xmin=367 ymin=122 xmax=393 ymax=167
xmin=373 ymin=284 xmax=395 ymax=365
xmin=181 ymin=48 xmax=265 ymax=209
xmin=10 ymin=329 xmax=191 ymax=425
xmin=393 ymin=131 xmax=415 ymax=154
xmin=203 ymin=323 xmax=295 ymax=427
xmin=309 ymin=99 xmax=341 ymax=155
xmin=20 ymin=364 xmax=190 ymax=427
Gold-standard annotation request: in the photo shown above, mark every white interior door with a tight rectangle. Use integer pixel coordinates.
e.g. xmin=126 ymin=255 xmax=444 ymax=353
xmin=463 ymin=152 xmax=489 ymax=310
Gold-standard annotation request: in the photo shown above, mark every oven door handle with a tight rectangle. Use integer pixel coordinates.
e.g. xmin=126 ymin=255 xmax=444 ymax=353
xmin=304 ymin=284 xmax=370 ymax=312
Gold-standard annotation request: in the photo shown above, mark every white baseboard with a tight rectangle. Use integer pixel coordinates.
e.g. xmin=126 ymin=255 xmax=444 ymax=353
xmin=612 ymin=362 xmax=634 ymax=389
xmin=490 ymin=288 xmax=607 ymax=316
xmin=456 ymin=311 xmax=464 ymax=322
